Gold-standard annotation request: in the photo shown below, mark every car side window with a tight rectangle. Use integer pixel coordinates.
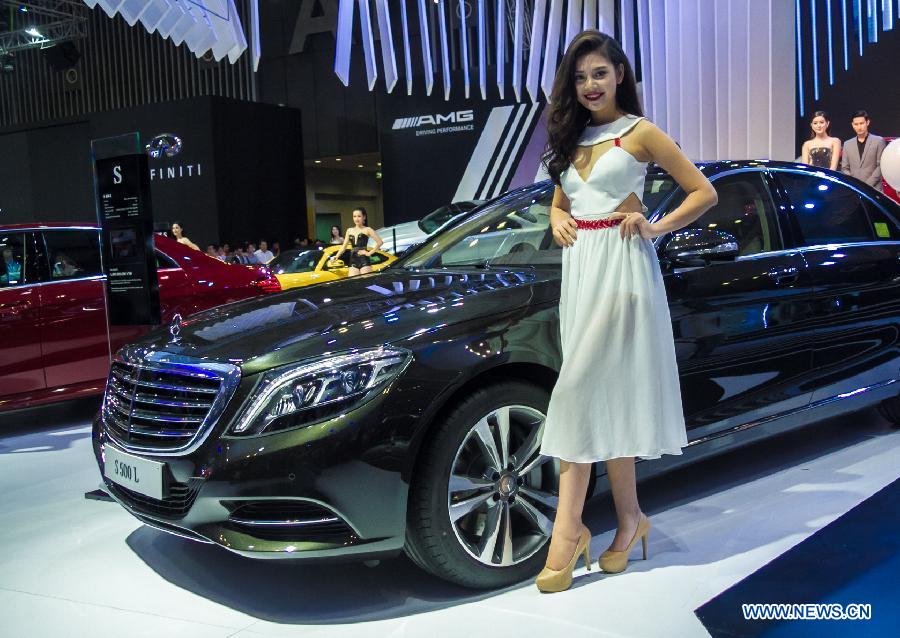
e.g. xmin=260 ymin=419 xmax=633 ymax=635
xmin=0 ymin=232 xmax=26 ymax=287
xmin=42 ymin=230 xmax=102 ymax=281
xmin=680 ymin=172 xmax=780 ymax=256
xmin=862 ymin=201 xmax=900 ymax=241
xmin=155 ymin=250 xmax=179 ymax=269
xmin=778 ymin=172 xmax=875 ymax=245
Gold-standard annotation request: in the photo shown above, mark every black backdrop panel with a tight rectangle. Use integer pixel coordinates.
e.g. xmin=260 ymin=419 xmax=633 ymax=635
xmin=0 ymin=97 xmax=306 ymax=249
xmin=795 ymin=11 xmax=900 ymax=152
xmin=377 ymin=73 xmax=537 ymax=227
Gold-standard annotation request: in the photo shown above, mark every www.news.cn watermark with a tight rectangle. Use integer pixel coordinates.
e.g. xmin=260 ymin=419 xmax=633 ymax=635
xmin=742 ymin=603 xmax=872 ymax=621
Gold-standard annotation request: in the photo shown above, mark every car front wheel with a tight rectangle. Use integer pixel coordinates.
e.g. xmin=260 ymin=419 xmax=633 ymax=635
xmin=405 ymin=380 xmax=569 ymax=589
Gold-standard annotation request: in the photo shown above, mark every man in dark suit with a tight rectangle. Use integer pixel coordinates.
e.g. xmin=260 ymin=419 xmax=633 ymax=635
xmin=841 ymin=110 xmax=886 ymax=192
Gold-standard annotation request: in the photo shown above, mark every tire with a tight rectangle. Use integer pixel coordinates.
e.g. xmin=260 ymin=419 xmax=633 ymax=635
xmin=405 ymin=380 xmax=587 ymax=589
xmin=877 ymin=394 xmax=900 ymax=426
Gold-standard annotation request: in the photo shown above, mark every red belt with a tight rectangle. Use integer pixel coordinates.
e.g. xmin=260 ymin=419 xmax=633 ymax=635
xmin=574 ymin=217 xmax=623 ymax=230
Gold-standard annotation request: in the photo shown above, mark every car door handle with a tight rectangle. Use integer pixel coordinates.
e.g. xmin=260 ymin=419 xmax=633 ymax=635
xmin=766 ymin=266 xmax=799 ymax=285
xmin=0 ymin=300 xmax=28 ymax=317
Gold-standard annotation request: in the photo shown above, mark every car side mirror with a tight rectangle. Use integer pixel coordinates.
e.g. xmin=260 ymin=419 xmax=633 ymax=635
xmin=664 ymin=228 xmax=739 ymax=267
xmin=328 ymin=259 xmax=346 ymax=269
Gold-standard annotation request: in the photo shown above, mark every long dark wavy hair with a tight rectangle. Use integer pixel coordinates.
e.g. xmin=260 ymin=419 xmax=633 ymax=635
xmin=542 ymin=31 xmax=643 ymax=185
xmin=808 ymin=110 xmax=831 ymax=139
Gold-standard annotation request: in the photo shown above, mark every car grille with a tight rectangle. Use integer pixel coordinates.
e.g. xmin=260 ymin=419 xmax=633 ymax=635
xmin=106 ymin=477 xmax=204 ymax=520
xmin=103 ymin=359 xmax=232 ymax=453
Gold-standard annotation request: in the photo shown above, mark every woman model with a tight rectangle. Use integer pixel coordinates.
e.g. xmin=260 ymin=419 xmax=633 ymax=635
xmin=330 ymin=207 xmax=383 ymax=276
xmin=535 ymin=31 xmax=717 ymax=593
xmin=329 ymin=225 xmax=343 ymax=245
xmin=170 ymin=221 xmax=200 ymax=251
xmin=801 ymin=111 xmax=841 ymax=170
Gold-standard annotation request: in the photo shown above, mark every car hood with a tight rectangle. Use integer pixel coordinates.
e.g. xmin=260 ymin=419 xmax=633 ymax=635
xmin=134 ymin=268 xmax=556 ymax=375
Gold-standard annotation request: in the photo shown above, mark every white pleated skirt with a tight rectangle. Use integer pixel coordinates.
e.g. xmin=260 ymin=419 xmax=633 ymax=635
xmin=539 ymin=223 xmax=688 ymax=463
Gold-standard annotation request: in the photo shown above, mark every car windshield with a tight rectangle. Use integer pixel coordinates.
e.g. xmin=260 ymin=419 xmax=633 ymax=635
xmin=268 ymin=249 xmax=323 ymax=274
xmin=398 ymin=173 xmax=676 ymax=270
xmin=418 ymin=205 xmax=462 ymax=234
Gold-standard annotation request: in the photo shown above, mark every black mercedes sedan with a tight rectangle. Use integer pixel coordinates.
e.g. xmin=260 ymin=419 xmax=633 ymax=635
xmin=93 ymin=161 xmax=900 ymax=589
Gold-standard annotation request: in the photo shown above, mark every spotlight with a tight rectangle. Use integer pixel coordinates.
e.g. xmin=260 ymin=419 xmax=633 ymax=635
xmin=25 ymin=27 xmax=43 ymax=38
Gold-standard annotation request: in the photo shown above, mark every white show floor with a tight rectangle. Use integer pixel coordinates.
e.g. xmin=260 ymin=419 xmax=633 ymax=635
xmin=0 ymin=400 xmax=898 ymax=638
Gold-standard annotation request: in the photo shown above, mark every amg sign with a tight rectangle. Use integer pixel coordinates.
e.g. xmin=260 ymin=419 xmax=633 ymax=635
xmin=392 ymin=110 xmax=475 ymax=130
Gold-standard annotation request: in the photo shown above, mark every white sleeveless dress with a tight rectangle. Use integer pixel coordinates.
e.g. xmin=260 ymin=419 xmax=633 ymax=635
xmin=539 ymin=114 xmax=688 ymax=463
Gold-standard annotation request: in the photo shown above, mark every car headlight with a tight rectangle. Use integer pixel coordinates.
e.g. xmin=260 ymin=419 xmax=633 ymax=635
xmin=232 ymin=347 xmax=412 ymax=436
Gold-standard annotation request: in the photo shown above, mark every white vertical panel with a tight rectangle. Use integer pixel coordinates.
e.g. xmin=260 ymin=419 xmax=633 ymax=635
xmin=620 ymin=0 xmax=636 ymax=69
xmin=647 ymin=0 xmax=667 ymax=132
xmin=747 ymin=0 xmax=770 ymax=158
xmin=357 ymin=0 xmax=378 ymax=90
xmin=663 ymin=0 xmax=680 ymax=144
xmin=374 ymin=0 xmax=398 ymax=93
xmin=400 ymin=0 xmax=414 ymax=94
xmin=459 ymin=0 xmax=471 ymax=98
xmin=697 ymin=0 xmax=717 ymax=159
xmin=770 ymin=0 xmax=796 ymax=160
xmin=526 ymin=0 xmax=547 ymax=102
xmin=496 ymin=0 xmax=506 ymax=98
xmin=679 ymin=0 xmax=700 ymax=159
xmin=636 ymin=0 xmax=652 ymax=118
xmin=478 ymin=0 xmax=488 ymax=99
xmin=417 ymin=0 xmax=435 ymax=95
xmin=438 ymin=0 xmax=452 ymax=100
xmin=728 ymin=0 xmax=748 ymax=159
xmin=583 ymin=0 xmax=596 ymax=31
xmin=541 ymin=0 xmax=564 ymax=100
xmin=566 ymin=0 xmax=583 ymax=48
xmin=714 ymin=0 xmax=730 ymax=158
xmin=598 ymin=0 xmax=615 ymax=34
xmin=512 ymin=0 xmax=524 ymax=101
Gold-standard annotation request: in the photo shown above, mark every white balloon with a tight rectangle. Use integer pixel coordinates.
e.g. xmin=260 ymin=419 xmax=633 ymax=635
xmin=882 ymin=139 xmax=900 ymax=191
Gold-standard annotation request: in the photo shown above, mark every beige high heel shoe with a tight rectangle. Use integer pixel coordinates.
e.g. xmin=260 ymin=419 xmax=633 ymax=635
xmin=535 ymin=526 xmax=592 ymax=593
xmin=598 ymin=515 xmax=651 ymax=573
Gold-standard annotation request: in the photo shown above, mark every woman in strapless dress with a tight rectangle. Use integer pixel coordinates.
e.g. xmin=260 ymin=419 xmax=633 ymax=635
xmin=534 ymin=31 xmax=718 ymax=593
xmin=801 ymin=111 xmax=841 ymax=170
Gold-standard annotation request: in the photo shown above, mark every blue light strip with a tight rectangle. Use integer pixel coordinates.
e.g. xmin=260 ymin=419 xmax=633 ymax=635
xmin=525 ymin=0 xmax=547 ymax=102
xmin=478 ymin=0 xmax=487 ymax=99
xmin=438 ymin=0 xmax=451 ymax=100
xmin=797 ymin=0 xmax=805 ymax=116
xmin=811 ymin=0 xmax=819 ymax=100
xmin=374 ymin=0 xmax=398 ymax=93
xmin=842 ymin=0 xmax=849 ymax=70
xmin=826 ymin=0 xmax=834 ymax=84
xmin=417 ymin=0 xmax=434 ymax=96
xmin=856 ymin=0 xmax=863 ymax=55
xmin=400 ymin=0 xmax=413 ymax=94
xmin=512 ymin=0 xmax=524 ymax=101
xmin=496 ymin=0 xmax=506 ymax=99
xmin=459 ymin=0 xmax=470 ymax=98
xmin=884 ymin=0 xmax=894 ymax=30
xmin=869 ymin=0 xmax=879 ymax=41
xmin=333 ymin=0 xmax=354 ymax=85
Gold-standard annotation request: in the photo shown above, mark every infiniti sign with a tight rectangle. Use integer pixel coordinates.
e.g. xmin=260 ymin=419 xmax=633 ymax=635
xmin=145 ymin=132 xmax=203 ymax=182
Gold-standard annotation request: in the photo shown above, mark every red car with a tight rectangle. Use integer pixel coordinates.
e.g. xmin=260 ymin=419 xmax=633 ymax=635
xmin=0 ymin=224 xmax=280 ymax=412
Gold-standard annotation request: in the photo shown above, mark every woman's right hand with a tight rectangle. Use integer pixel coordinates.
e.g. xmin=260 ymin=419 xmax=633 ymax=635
xmin=551 ymin=211 xmax=578 ymax=247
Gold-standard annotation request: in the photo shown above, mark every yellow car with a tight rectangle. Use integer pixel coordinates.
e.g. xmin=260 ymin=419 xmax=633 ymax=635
xmin=269 ymin=245 xmax=397 ymax=290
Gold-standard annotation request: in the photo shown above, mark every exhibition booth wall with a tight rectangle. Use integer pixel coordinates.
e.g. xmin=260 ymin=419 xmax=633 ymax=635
xmin=0 ymin=95 xmax=305 ymax=249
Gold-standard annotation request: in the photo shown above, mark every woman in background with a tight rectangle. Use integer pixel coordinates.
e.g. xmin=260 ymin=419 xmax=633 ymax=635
xmin=801 ymin=111 xmax=841 ymax=170
xmin=330 ymin=207 xmax=383 ymax=277
xmin=170 ymin=221 xmax=200 ymax=251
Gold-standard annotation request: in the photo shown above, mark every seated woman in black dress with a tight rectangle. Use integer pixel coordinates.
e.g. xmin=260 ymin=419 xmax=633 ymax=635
xmin=330 ymin=207 xmax=384 ymax=277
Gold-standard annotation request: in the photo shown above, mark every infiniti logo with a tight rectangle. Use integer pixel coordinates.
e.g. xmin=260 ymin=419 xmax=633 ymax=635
xmin=146 ymin=133 xmax=183 ymax=159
